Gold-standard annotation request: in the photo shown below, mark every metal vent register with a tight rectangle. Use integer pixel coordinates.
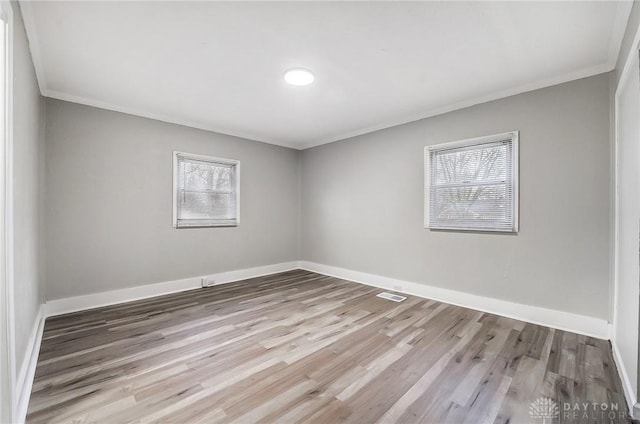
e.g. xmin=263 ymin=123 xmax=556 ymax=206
xmin=376 ymin=292 xmax=407 ymax=302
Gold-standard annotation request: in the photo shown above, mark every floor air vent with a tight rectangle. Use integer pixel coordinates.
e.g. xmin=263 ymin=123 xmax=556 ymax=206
xmin=376 ymin=292 xmax=407 ymax=302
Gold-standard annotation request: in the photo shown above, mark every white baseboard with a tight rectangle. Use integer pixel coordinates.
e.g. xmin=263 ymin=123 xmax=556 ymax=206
xmin=45 ymin=261 xmax=299 ymax=317
xmin=15 ymin=303 xmax=45 ymax=424
xmin=611 ymin=337 xmax=639 ymax=418
xmin=299 ymin=261 xmax=610 ymax=340
xmin=16 ymin=262 xmax=621 ymax=424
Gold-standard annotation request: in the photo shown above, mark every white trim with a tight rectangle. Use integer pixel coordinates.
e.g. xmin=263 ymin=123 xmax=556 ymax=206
xmin=172 ymin=151 xmax=178 ymax=228
xmin=7 ymin=265 xmax=629 ymax=424
xmin=17 ymin=0 xmax=621 ymax=151
xmin=425 ymin=131 xmax=517 ymax=153
xmin=301 ymin=62 xmax=612 ymax=149
xmin=17 ymin=2 xmax=299 ymax=150
xmin=45 ymin=89 xmax=299 ymax=150
xmin=299 ymin=261 xmax=610 ymax=339
xmin=14 ymin=304 xmax=44 ymax=424
xmin=45 ymin=262 xmax=299 ymax=317
xmin=0 ymin=2 xmax=15 ymax=422
xmin=612 ymin=337 xmax=640 ymax=419
xmin=608 ymin=322 xmax=614 ymax=339
xmin=611 ymin=0 xmax=640 ymax=341
xmin=47 ymin=65 xmax=613 ymax=152
xmin=4 ymin=7 xmax=13 ymax=411
xmin=611 ymin=6 xmax=640 ymax=414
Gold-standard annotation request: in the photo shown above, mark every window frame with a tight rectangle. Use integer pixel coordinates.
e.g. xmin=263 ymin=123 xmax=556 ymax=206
xmin=424 ymin=131 xmax=519 ymax=233
xmin=172 ymin=151 xmax=240 ymax=228
xmin=0 ymin=2 xmax=15 ymax=422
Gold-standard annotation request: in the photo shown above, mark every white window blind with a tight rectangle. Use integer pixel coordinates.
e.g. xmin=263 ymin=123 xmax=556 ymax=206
xmin=425 ymin=131 xmax=518 ymax=232
xmin=173 ymin=152 xmax=239 ymax=228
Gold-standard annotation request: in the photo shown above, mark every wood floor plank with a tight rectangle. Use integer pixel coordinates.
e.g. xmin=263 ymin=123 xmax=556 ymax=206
xmin=26 ymin=270 xmax=632 ymax=423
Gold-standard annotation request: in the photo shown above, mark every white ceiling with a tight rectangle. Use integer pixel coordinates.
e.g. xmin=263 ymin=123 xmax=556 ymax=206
xmin=21 ymin=1 xmax=632 ymax=149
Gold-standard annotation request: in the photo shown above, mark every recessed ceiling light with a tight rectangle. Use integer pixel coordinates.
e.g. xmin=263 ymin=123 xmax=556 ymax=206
xmin=284 ymin=68 xmax=314 ymax=86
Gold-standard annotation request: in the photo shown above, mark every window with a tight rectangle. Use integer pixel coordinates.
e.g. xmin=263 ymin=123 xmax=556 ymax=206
xmin=425 ymin=131 xmax=518 ymax=232
xmin=173 ymin=151 xmax=239 ymax=228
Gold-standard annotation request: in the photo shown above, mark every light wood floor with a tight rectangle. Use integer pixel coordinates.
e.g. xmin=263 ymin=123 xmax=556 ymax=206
xmin=28 ymin=270 xmax=630 ymax=423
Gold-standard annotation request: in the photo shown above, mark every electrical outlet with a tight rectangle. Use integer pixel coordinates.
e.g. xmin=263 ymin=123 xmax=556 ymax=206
xmin=201 ymin=278 xmax=216 ymax=288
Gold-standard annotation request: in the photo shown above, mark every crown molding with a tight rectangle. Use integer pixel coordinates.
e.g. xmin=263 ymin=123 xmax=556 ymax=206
xmin=18 ymin=1 xmax=632 ymax=151
xmin=300 ymin=62 xmax=613 ymax=149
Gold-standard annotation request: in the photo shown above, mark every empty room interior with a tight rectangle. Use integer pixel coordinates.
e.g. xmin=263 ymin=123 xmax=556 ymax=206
xmin=3 ymin=0 xmax=640 ymax=423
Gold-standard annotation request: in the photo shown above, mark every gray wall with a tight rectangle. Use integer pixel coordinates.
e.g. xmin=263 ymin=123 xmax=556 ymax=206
xmin=12 ymin=1 xmax=45 ymax=378
xmin=44 ymin=99 xmax=300 ymax=300
xmin=301 ymin=73 xmax=611 ymax=320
